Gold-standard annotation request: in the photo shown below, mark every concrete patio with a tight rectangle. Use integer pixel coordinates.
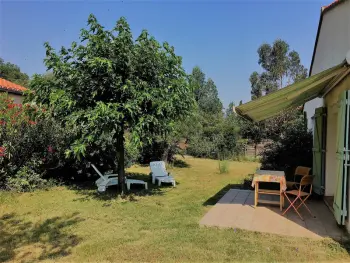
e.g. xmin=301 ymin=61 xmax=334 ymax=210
xmin=200 ymin=189 xmax=346 ymax=240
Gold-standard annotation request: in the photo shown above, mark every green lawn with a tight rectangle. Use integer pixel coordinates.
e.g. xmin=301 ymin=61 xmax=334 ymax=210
xmin=0 ymin=156 xmax=349 ymax=263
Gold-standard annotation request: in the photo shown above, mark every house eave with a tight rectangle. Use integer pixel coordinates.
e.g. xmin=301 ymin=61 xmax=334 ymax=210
xmin=0 ymin=87 xmax=25 ymax=95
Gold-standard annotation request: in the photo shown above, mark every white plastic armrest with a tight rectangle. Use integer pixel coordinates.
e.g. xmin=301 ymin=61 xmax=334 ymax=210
xmin=105 ymin=174 xmax=118 ymax=178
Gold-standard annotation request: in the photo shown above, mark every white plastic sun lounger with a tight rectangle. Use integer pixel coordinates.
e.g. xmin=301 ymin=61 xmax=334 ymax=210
xmin=149 ymin=161 xmax=176 ymax=187
xmin=92 ymin=164 xmax=147 ymax=192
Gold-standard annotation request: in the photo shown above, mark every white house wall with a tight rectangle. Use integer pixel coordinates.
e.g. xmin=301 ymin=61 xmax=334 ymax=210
xmin=304 ymin=1 xmax=350 ymax=130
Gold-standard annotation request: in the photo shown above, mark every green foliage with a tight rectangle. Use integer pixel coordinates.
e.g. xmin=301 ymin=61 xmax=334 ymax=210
xmin=249 ymin=72 xmax=263 ymax=100
xmin=187 ymin=111 xmax=243 ymax=159
xmin=190 ymin=67 xmax=222 ymax=114
xmin=260 ymin=116 xmax=313 ymax=177
xmin=240 ymin=109 xmax=302 ymax=157
xmin=6 ymin=160 xmax=47 ymax=192
xmin=250 ymin=39 xmax=307 ymax=100
xmin=0 ymin=94 xmax=68 ymax=190
xmin=288 ymin=50 xmax=308 ymax=83
xmin=218 ymin=160 xmax=229 ymax=174
xmin=138 ymin=138 xmax=181 ymax=164
xmin=240 ymin=120 xmax=266 ymax=150
xmin=198 ymin=78 xmax=223 ymax=114
xmin=190 ymin=66 xmax=206 ymax=101
xmin=29 ymin=14 xmax=195 ymax=193
xmin=0 ymin=58 xmax=29 ymax=87
xmin=183 ymin=67 xmax=243 ymax=160
xmin=226 ymin=102 xmax=235 ymax=117
xmin=243 ymin=40 xmax=308 ymax=151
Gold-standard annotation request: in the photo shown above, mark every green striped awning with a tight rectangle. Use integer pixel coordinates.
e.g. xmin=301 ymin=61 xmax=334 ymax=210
xmin=236 ymin=62 xmax=350 ymax=122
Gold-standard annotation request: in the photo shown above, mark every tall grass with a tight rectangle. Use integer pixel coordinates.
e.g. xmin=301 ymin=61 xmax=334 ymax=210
xmin=218 ymin=160 xmax=229 ymax=174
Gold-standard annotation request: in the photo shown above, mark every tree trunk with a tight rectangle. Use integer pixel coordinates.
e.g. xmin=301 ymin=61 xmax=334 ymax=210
xmin=280 ymin=76 xmax=283 ymax=89
xmin=254 ymin=143 xmax=257 ymax=158
xmin=116 ymin=128 xmax=126 ymax=195
xmin=162 ymin=143 xmax=171 ymax=163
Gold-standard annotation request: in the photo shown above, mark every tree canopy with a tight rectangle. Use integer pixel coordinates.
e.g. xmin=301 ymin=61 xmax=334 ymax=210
xmin=29 ymin=14 xmax=195 ymax=193
xmin=190 ymin=66 xmax=222 ymax=114
xmin=0 ymin=58 xmax=29 ymax=87
xmin=249 ymin=39 xmax=307 ymax=100
xmin=184 ymin=67 xmax=242 ymax=159
xmin=242 ymin=39 xmax=308 ymax=154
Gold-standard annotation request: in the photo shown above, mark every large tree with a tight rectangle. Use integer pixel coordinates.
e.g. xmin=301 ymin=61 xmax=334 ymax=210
xmin=198 ymin=78 xmax=223 ymax=114
xmin=190 ymin=66 xmax=206 ymax=102
xmin=243 ymin=39 xmax=307 ymax=154
xmin=249 ymin=39 xmax=307 ymax=99
xmin=30 ymin=14 xmax=195 ymax=194
xmin=0 ymin=58 xmax=29 ymax=87
xmin=185 ymin=67 xmax=242 ymax=159
xmin=189 ymin=67 xmax=222 ymax=114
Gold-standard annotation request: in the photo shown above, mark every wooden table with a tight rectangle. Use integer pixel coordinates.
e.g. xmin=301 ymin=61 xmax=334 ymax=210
xmin=252 ymin=170 xmax=287 ymax=211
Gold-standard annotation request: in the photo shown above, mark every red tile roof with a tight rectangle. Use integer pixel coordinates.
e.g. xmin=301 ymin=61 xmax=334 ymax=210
xmin=322 ymin=0 xmax=346 ymax=12
xmin=0 ymin=78 xmax=28 ymax=94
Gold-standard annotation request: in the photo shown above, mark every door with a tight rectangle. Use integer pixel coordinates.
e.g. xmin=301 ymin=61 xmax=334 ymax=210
xmin=312 ymin=107 xmax=326 ymax=195
xmin=333 ymin=91 xmax=350 ymax=225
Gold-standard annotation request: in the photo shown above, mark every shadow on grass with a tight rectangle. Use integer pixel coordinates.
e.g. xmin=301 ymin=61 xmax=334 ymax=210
xmin=203 ymin=174 xmax=254 ymax=206
xmin=0 ymin=212 xmax=83 ymax=262
xmin=338 ymin=240 xmax=350 ymax=255
xmin=136 ymin=159 xmax=191 ymax=168
xmin=171 ymin=159 xmax=191 ymax=168
xmin=70 ymin=172 xmax=179 ymax=202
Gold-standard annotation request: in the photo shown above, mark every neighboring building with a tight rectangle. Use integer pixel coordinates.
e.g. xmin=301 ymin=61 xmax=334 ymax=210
xmin=304 ymin=0 xmax=350 ymax=130
xmin=0 ymin=78 xmax=28 ymax=103
xmin=236 ymin=0 xmax=350 ymax=231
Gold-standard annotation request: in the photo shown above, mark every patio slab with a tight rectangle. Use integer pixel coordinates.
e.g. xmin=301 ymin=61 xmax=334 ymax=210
xmin=200 ymin=189 xmax=347 ymax=239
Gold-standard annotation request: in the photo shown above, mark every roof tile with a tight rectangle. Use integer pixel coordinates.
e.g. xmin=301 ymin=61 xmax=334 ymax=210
xmin=323 ymin=0 xmax=345 ymax=12
xmin=0 ymin=78 xmax=28 ymax=94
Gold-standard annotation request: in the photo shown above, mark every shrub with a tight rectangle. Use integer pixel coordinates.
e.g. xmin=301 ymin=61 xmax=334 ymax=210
xmin=0 ymin=94 xmax=69 ymax=189
xmin=218 ymin=160 xmax=229 ymax=174
xmin=186 ymin=114 xmax=244 ymax=159
xmin=260 ymin=117 xmax=313 ymax=179
xmin=6 ymin=160 xmax=47 ymax=192
xmin=0 ymin=93 xmax=141 ymax=188
xmin=138 ymin=137 xmax=183 ymax=164
xmin=186 ymin=135 xmax=217 ymax=158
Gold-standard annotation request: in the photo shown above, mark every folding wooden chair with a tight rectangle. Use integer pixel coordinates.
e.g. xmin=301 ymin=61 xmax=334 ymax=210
xmin=286 ymin=166 xmax=311 ymax=190
xmin=282 ymin=175 xmax=315 ymax=221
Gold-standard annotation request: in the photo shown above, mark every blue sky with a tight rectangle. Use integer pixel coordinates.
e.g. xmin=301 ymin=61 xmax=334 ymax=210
xmin=0 ymin=0 xmax=331 ymax=108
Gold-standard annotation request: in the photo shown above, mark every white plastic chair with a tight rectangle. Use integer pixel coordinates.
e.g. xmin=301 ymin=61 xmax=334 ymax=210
xmin=150 ymin=161 xmax=176 ymax=187
xmin=92 ymin=164 xmax=148 ymax=192
xmin=92 ymin=164 xmax=118 ymax=192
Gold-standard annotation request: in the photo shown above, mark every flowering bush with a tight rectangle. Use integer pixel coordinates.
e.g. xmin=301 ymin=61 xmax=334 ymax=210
xmin=0 ymin=93 xmax=68 ymax=191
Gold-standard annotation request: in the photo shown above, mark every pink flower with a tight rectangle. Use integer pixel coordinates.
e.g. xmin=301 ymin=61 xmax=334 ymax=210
xmin=48 ymin=146 xmax=54 ymax=153
xmin=0 ymin=146 xmax=6 ymax=157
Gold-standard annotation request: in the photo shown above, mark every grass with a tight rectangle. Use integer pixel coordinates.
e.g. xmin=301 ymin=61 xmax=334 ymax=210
xmin=0 ymin=156 xmax=349 ymax=262
xmin=218 ymin=160 xmax=230 ymax=174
